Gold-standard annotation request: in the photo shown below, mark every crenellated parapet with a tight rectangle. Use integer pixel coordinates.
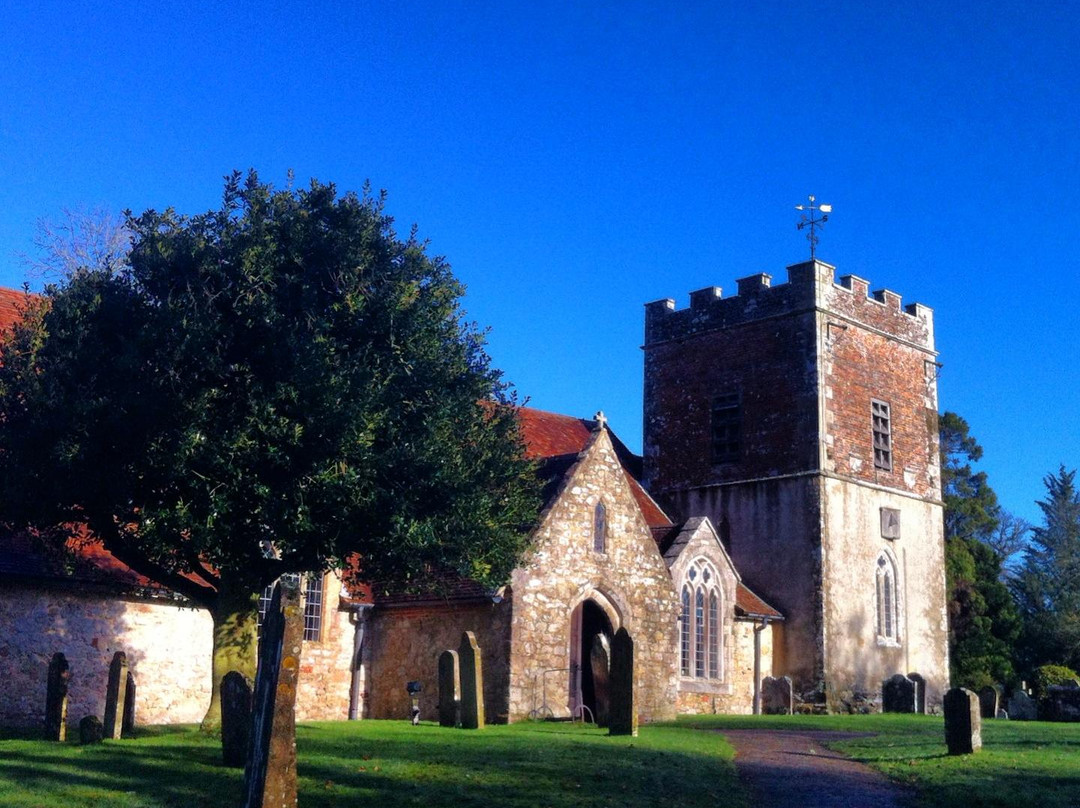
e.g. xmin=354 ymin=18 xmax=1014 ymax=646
xmin=645 ymin=259 xmax=935 ymax=351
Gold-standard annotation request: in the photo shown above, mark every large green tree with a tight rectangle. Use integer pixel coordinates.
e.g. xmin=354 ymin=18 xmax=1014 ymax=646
xmin=1013 ymin=467 xmax=1080 ymax=671
xmin=0 ymin=173 xmax=540 ymax=727
xmin=940 ymin=411 xmax=1021 ymax=689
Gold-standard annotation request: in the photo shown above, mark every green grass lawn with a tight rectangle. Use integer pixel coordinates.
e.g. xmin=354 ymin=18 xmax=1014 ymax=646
xmin=5 ymin=714 xmax=1080 ymax=808
xmin=677 ymin=713 xmax=1080 ymax=808
xmin=0 ymin=720 xmax=742 ymax=808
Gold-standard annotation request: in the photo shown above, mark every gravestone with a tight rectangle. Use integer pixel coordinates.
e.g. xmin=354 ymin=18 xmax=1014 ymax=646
xmin=907 ymin=672 xmax=927 ymax=714
xmin=122 ymin=673 xmax=136 ymax=737
xmin=79 ymin=715 xmax=104 ymax=744
xmin=944 ymin=687 xmax=981 ymax=755
xmin=761 ymin=676 xmax=794 ymax=715
xmin=1007 ymin=689 xmax=1037 ymax=721
xmin=996 ymin=709 xmax=1008 ymax=720
xmin=221 ymin=671 xmax=254 ymax=767
xmin=437 ymin=649 xmax=460 ymax=728
xmin=978 ymin=685 xmax=1000 ymax=719
xmin=1043 ymin=684 xmax=1080 ymax=722
xmin=103 ymin=651 xmax=128 ymax=740
xmin=882 ymin=674 xmax=917 ymax=713
xmin=44 ymin=652 xmax=70 ymax=741
xmin=608 ymin=627 xmax=636 ymax=737
xmin=590 ymin=633 xmax=611 ymax=727
xmin=458 ymin=632 xmax=485 ymax=729
xmin=242 ymin=576 xmax=304 ymax=808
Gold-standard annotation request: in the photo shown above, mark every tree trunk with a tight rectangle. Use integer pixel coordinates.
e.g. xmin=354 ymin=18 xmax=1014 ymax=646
xmin=200 ymin=578 xmax=260 ymax=732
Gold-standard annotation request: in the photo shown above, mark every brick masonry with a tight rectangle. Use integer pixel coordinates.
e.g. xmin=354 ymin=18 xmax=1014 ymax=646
xmin=644 ymin=260 xmax=949 ymax=709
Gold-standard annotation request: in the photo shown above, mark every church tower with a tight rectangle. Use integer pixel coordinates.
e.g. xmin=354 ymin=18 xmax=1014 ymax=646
xmin=643 ymin=259 xmax=949 ymax=710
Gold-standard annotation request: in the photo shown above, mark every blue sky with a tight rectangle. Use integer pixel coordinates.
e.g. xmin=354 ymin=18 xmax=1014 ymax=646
xmin=1 ymin=1 xmax=1077 ymax=526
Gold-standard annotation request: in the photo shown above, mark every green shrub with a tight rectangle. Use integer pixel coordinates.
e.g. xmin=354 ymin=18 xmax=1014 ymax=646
xmin=1031 ymin=664 xmax=1080 ymax=698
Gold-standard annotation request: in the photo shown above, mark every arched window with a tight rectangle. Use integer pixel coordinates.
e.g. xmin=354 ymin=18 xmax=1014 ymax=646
xmin=695 ymin=588 xmax=705 ymax=677
xmin=593 ymin=501 xmax=607 ymax=553
xmin=680 ymin=586 xmax=691 ymax=676
xmin=876 ymin=553 xmax=900 ymax=644
xmin=708 ymin=590 xmax=719 ymax=678
xmin=680 ymin=559 xmax=724 ymax=680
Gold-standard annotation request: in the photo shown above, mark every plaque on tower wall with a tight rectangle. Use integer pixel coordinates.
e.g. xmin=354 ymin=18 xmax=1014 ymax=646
xmin=880 ymin=508 xmax=901 ymax=540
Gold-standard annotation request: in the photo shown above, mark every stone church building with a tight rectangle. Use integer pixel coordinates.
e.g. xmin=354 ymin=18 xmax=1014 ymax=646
xmin=0 ymin=259 xmax=949 ymax=728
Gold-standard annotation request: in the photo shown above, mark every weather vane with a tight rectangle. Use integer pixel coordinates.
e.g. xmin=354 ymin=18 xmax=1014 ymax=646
xmin=795 ymin=195 xmax=832 ymax=260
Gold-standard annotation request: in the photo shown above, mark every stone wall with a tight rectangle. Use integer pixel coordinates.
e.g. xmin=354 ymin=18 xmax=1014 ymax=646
xmin=820 ymin=478 xmax=949 ymax=710
xmin=0 ymin=580 xmax=213 ymax=728
xmin=364 ymin=600 xmax=512 ymax=722
xmin=642 ymin=260 xmax=947 ymax=709
xmin=295 ymin=572 xmax=356 ymax=722
xmin=669 ymin=477 xmax=823 ymax=694
xmin=0 ymin=572 xmax=362 ymax=728
xmin=508 ymin=428 xmax=679 ymax=723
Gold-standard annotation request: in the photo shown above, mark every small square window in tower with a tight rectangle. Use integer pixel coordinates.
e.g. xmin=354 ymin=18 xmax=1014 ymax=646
xmin=711 ymin=393 xmax=742 ymax=464
xmin=872 ymin=400 xmax=892 ymax=471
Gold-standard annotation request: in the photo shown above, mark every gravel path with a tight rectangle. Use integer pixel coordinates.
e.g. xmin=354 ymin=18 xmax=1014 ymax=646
xmin=721 ymin=729 xmax=911 ymax=808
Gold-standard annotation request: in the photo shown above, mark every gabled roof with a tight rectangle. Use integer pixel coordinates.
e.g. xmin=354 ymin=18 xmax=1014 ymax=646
xmin=518 ymin=407 xmax=670 ymax=529
xmin=655 ymin=516 xmax=784 ymax=621
xmin=372 ymin=407 xmax=671 ymax=607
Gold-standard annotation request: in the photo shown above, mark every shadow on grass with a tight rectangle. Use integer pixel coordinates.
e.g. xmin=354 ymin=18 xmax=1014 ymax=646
xmin=0 ymin=721 xmax=743 ymax=808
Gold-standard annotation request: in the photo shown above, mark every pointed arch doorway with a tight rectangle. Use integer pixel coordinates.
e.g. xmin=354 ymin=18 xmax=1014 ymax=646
xmin=569 ymin=598 xmax=615 ymax=722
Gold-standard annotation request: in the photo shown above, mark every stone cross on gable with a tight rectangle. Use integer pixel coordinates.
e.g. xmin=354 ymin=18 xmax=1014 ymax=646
xmin=593 ymin=411 xmax=607 ymax=431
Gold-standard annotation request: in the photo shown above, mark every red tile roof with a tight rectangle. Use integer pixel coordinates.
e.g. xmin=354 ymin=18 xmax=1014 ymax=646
xmin=516 ymin=406 xmax=671 ymax=529
xmin=735 ymin=583 xmax=783 ymax=619
xmin=0 ymin=287 xmax=30 ymax=335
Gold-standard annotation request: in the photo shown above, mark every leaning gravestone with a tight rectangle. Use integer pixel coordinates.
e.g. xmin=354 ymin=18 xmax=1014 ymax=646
xmin=221 ymin=671 xmax=254 ymax=767
xmin=761 ymin=676 xmax=794 ymax=715
xmin=882 ymin=674 xmax=917 ymax=713
xmin=242 ymin=576 xmax=304 ymax=808
xmin=978 ymin=685 xmax=1000 ymax=719
xmin=103 ymin=651 xmax=128 ymax=740
xmin=44 ymin=652 xmax=70 ymax=741
xmin=907 ymin=672 xmax=927 ymax=714
xmin=590 ymin=633 xmax=611 ymax=727
xmin=458 ymin=632 xmax=485 ymax=729
xmin=1007 ymin=689 xmax=1037 ymax=721
xmin=122 ymin=672 xmax=136 ymax=737
xmin=438 ymin=650 xmax=460 ymax=728
xmin=79 ymin=715 xmax=104 ymax=745
xmin=944 ymin=687 xmax=981 ymax=755
xmin=608 ymin=627 xmax=636 ymax=737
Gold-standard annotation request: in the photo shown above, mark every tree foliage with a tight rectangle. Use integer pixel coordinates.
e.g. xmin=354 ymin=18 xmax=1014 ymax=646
xmin=940 ymin=411 xmax=1021 ymax=689
xmin=0 ymin=172 xmax=541 ymax=723
xmin=1013 ymin=467 xmax=1080 ymax=671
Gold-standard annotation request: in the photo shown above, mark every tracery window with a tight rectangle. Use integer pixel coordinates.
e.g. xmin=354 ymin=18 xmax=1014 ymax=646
xmin=679 ymin=559 xmax=724 ymax=680
xmin=593 ymin=501 xmax=607 ymax=553
xmin=876 ymin=553 xmax=900 ymax=645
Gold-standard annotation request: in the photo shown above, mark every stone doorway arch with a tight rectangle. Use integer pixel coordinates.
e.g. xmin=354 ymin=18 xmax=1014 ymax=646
xmin=568 ymin=596 xmax=618 ymax=722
